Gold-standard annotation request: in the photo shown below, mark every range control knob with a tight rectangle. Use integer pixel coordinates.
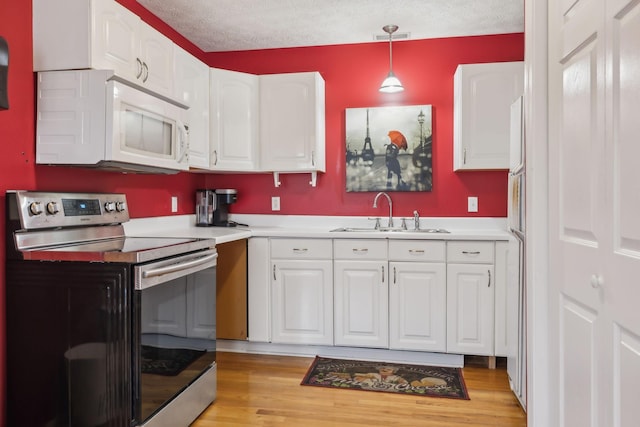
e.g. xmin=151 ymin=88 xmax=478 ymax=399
xmin=115 ymin=201 xmax=126 ymax=212
xmin=46 ymin=201 xmax=60 ymax=215
xmin=104 ymin=201 xmax=116 ymax=213
xmin=29 ymin=201 xmax=43 ymax=216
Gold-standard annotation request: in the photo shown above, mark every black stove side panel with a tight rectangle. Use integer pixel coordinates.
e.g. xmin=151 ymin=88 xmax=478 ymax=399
xmin=5 ymin=260 xmax=133 ymax=427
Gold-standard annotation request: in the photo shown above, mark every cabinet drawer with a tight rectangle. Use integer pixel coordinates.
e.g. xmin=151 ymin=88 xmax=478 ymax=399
xmin=447 ymin=241 xmax=494 ymax=263
xmin=334 ymin=239 xmax=387 ymax=260
xmin=270 ymin=238 xmax=332 ymax=259
xmin=388 ymin=240 xmax=446 ymax=262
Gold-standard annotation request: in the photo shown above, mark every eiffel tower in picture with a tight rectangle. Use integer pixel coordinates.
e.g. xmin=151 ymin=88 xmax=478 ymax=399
xmin=360 ymin=109 xmax=375 ymax=166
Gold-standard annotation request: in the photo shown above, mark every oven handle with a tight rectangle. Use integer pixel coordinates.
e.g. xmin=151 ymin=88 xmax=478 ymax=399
xmin=142 ymin=253 xmax=218 ymax=279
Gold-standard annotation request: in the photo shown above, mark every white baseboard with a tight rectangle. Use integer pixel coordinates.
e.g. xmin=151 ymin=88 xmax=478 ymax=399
xmin=216 ymin=339 xmax=464 ymax=367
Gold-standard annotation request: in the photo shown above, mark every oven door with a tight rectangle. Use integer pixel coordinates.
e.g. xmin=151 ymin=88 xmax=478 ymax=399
xmin=132 ymin=249 xmax=218 ymax=426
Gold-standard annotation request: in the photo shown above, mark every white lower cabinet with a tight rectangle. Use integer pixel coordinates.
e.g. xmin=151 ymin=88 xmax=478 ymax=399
xmin=389 ymin=240 xmax=447 ymax=352
xmin=270 ymin=239 xmax=333 ymax=345
xmin=446 ymin=241 xmax=495 ymax=355
xmin=333 ymin=240 xmax=388 ymax=348
xmin=334 ymin=260 xmax=388 ymax=348
xmin=248 ymin=237 xmax=509 ymax=359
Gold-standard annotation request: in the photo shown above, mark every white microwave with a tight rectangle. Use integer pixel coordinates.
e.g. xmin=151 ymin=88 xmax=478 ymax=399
xmin=36 ymin=70 xmax=189 ymax=173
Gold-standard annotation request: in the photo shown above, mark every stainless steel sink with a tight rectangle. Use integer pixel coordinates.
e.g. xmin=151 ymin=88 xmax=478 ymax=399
xmin=330 ymin=227 xmax=449 ymax=233
xmin=330 ymin=227 xmax=378 ymax=232
xmin=411 ymin=228 xmax=450 ymax=233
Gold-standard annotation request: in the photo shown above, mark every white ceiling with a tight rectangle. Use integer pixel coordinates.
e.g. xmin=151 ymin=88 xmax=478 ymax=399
xmin=136 ymin=0 xmax=524 ymax=53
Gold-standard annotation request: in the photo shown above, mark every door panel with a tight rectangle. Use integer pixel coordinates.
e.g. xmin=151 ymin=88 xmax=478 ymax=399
xmin=271 ymin=260 xmax=333 ymax=345
xmin=552 ymin=0 xmax=605 ymax=423
xmin=610 ymin=4 xmax=640 ymax=427
xmin=389 ymin=262 xmax=446 ymax=352
xmin=561 ymin=297 xmax=597 ymax=426
xmin=550 ymin=0 xmax=640 ymax=424
xmin=334 ymin=260 xmax=388 ymax=348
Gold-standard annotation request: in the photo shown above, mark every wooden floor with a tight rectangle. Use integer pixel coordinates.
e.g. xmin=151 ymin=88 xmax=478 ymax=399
xmin=191 ymin=352 xmax=526 ymax=427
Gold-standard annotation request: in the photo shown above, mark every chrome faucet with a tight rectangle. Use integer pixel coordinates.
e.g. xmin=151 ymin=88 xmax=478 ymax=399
xmin=373 ymin=192 xmax=393 ymax=228
xmin=413 ymin=210 xmax=420 ymax=230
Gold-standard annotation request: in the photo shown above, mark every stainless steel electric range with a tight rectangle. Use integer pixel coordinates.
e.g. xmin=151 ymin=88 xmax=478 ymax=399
xmin=5 ymin=191 xmax=218 ymax=427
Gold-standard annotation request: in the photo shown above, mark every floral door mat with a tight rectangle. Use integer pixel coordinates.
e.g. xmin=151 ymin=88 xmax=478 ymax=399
xmin=301 ymin=356 xmax=469 ymax=400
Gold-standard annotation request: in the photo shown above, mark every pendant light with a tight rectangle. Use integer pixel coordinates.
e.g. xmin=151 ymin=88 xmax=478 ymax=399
xmin=379 ymin=25 xmax=404 ymax=93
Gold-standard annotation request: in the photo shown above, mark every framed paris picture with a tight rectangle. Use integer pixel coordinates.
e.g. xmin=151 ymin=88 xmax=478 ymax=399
xmin=345 ymin=105 xmax=433 ymax=192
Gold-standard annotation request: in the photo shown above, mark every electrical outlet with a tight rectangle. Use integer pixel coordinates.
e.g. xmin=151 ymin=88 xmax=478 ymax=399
xmin=271 ymin=196 xmax=281 ymax=211
xmin=171 ymin=196 xmax=178 ymax=213
xmin=468 ymin=196 xmax=478 ymax=213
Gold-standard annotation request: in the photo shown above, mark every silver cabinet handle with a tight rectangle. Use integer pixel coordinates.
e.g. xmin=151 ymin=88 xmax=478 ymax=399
xmin=273 ymin=265 xmax=276 ymax=280
xmin=462 ymin=251 xmax=481 ymax=255
xmin=382 ymin=265 xmax=385 ymax=283
xmin=141 ymin=62 xmax=149 ymax=82
xmin=213 ymin=150 xmax=218 ymax=165
xmin=393 ymin=266 xmax=397 ymax=284
xmin=463 ymin=148 xmax=467 ymax=164
xmin=488 ymin=269 xmax=491 ymax=287
xmin=408 ymin=249 xmax=425 ymax=254
xmin=352 ymin=248 xmax=369 ymax=253
xmin=292 ymin=248 xmax=308 ymax=253
xmin=135 ymin=58 xmax=143 ymax=78
xmin=311 ymin=150 xmax=315 ymax=167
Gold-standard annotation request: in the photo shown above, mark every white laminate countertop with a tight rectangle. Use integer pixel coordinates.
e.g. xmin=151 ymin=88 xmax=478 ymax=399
xmin=124 ymin=214 xmax=512 ymax=244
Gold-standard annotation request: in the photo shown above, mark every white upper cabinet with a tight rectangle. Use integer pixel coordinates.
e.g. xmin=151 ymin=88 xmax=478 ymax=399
xmin=33 ymin=0 xmax=175 ymax=98
xmin=174 ymin=47 xmax=210 ymax=169
xmin=259 ymin=72 xmax=326 ymax=176
xmin=135 ymin=19 xmax=174 ymax=96
xmin=209 ymin=68 xmax=260 ymax=171
xmin=453 ymin=61 xmax=524 ymax=170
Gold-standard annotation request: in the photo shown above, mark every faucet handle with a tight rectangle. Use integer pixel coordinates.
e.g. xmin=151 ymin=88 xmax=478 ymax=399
xmin=400 ymin=218 xmax=408 ymax=230
xmin=413 ymin=210 xmax=420 ymax=230
xmin=367 ymin=217 xmax=382 ymax=230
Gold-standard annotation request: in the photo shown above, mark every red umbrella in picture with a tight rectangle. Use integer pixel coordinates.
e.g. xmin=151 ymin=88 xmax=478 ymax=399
xmin=388 ymin=130 xmax=407 ymax=150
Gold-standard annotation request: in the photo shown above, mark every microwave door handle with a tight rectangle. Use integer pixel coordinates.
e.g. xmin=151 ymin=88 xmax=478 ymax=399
xmin=177 ymin=121 xmax=189 ymax=163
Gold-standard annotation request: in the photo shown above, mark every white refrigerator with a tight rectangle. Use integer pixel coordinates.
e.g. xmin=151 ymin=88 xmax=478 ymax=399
xmin=507 ymin=95 xmax=526 ymax=410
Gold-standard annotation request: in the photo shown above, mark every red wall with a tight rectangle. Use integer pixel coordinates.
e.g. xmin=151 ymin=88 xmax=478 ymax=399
xmin=0 ymin=0 xmax=523 ymax=424
xmin=201 ymin=34 xmax=523 ymax=217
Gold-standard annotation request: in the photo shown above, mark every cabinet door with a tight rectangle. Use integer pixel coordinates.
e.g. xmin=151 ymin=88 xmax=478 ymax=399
xmin=271 ymin=259 xmax=333 ymax=345
xmin=186 ymin=268 xmax=216 ymax=339
xmin=210 ymin=68 xmax=260 ymax=171
xmin=334 ymin=260 xmax=388 ymax=348
xmin=446 ymin=263 xmax=495 ymax=355
xmin=259 ymin=72 xmax=325 ymax=172
xmin=137 ymin=20 xmax=174 ymax=96
xmin=140 ymin=277 xmax=187 ymax=336
xmin=389 ymin=262 xmax=446 ymax=352
xmin=453 ymin=61 xmax=524 ymax=170
xmin=92 ymin=0 xmax=140 ymax=78
xmin=174 ymin=47 xmax=210 ymax=169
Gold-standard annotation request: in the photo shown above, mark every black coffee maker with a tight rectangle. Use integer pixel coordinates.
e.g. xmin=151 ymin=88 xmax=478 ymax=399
xmin=212 ymin=189 xmax=237 ymax=226
xmin=196 ymin=189 xmax=238 ymax=227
